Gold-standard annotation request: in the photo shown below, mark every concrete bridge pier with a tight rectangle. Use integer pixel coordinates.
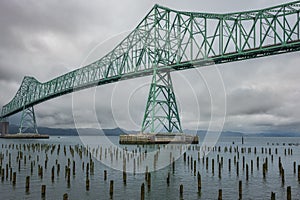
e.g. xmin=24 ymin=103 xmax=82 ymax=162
xmin=0 ymin=121 xmax=9 ymax=136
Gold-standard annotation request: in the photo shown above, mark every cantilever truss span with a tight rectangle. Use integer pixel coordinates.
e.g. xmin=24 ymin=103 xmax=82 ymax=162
xmin=2 ymin=1 xmax=300 ymax=119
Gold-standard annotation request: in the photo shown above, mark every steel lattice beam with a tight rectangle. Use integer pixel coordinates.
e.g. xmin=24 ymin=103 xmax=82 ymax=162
xmin=141 ymin=70 xmax=182 ymax=133
xmin=2 ymin=1 xmax=300 ymax=118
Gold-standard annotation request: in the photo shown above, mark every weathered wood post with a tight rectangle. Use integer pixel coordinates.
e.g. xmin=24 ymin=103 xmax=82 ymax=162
xmin=110 ymin=180 xmax=114 ymax=198
xmin=197 ymin=171 xmax=201 ymax=193
xmin=180 ymin=184 xmax=183 ymax=197
xmin=141 ymin=183 xmax=145 ymax=200
xmin=271 ymin=192 xmax=275 ymax=200
xmin=41 ymin=185 xmax=46 ymax=198
xmin=239 ymin=180 xmax=242 ymax=200
xmin=246 ymin=164 xmax=249 ymax=181
xmin=25 ymin=176 xmax=30 ymax=192
xmin=12 ymin=172 xmax=16 ymax=186
xmin=218 ymin=189 xmax=222 ymax=200
xmin=236 ymin=162 xmax=239 ymax=176
xmin=298 ymin=165 xmax=300 ymax=182
xmin=52 ymin=166 xmax=55 ymax=182
xmin=212 ymin=159 xmax=215 ymax=175
xmin=147 ymin=172 xmax=151 ymax=191
xmin=86 ymin=178 xmax=90 ymax=191
xmin=194 ymin=160 xmax=196 ymax=176
xmin=218 ymin=162 xmax=221 ymax=179
xmin=63 ymin=193 xmax=68 ymax=200
xmin=287 ymin=186 xmax=291 ymax=200
xmin=73 ymin=161 xmax=76 ymax=176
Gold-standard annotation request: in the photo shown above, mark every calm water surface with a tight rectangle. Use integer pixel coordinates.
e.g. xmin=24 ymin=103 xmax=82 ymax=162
xmin=0 ymin=136 xmax=300 ymax=200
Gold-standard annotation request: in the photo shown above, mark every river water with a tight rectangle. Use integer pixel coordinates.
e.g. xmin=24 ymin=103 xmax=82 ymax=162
xmin=0 ymin=136 xmax=299 ymax=199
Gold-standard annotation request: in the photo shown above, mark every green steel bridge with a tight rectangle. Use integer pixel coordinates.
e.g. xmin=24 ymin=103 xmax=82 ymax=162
xmin=1 ymin=1 xmax=300 ymax=134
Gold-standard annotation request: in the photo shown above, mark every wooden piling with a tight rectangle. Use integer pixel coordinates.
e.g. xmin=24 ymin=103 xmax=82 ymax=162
xmin=145 ymin=166 xmax=148 ymax=180
xmin=282 ymin=169 xmax=285 ymax=185
xmin=123 ymin=171 xmax=127 ymax=185
xmin=5 ymin=164 xmax=8 ymax=180
xmin=287 ymin=186 xmax=291 ymax=200
xmin=18 ymin=159 xmax=20 ymax=172
xmin=298 ymin=165 xmax=300 ymax=182
xmin=52 ymin=166 xmax=55 ymax=182
xmin=194 ymin=160 xmax=196 ymax=176
xmin=197 ymin=171 xmax=201 ymax=192
xmin=31 ymin=161 xmax=33 ymax=175
xmin=239 ymin=180 xmax=242 ymax=200
xmin=147 ymin=172 xmax=151 ymax=190
xmin=218 ymin=189 xmax=222 ymax=200
xmin=25 ymin=176 xmax=30 ymax=192
xmin=63 ymin=193 xmax=68 ymax=200
xmin=141 ymin=183 xmax=145 ymax=200
xmin=1 ymin=168 xmax=4 ymax=182
xmin=218 ymin=162 xmax=221 ymax=179
xmin=212 ymin=159 xmax=215 ymax=175
xmin=67 ymin=168 xmax=70 ymax=187
xmin=41 ymin=185 xmax=46 ymax=197
xmin=180 ymin=184 xmax=183 ymax=197
xmin=109 ymin=180 xmax=114 ymax=198
xmin=73 ymin=161 xmax=75 ymax=176
xmin=271 ymin=192 xmax=275 ymax=200
xmin=12 ymin=172 xmax=16 ymax=186
xmin=263 ymin=163 xmax=266 ymax=179
xmin=86 ymin=178 xmax=90 ymax=191
xmin=167 ymin=172 xmax=170 ymax=186
xmin=246 ymin=164 xmax=249 ymax=181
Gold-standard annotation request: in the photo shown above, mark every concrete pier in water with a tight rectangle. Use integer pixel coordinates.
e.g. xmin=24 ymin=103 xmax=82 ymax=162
xmin=119 ymin=133 xmax=199 ymax=144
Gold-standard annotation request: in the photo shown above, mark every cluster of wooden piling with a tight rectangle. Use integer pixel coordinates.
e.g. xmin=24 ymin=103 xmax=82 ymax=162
xmin=0 ymin=141 xmax=299 ymax=199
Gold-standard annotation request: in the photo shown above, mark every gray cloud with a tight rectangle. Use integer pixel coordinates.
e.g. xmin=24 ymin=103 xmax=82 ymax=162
xmin=1 ymin=0 xmax=299 ymax=134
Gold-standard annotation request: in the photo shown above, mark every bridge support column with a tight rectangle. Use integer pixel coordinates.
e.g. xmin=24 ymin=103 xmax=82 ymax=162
xmin=0 ymin=119 xmax=9 ymax=136
xmin=19 ymin=106 xmax=38 ymax=134
xmin=141 ymin=69 xmax=182 ymax=133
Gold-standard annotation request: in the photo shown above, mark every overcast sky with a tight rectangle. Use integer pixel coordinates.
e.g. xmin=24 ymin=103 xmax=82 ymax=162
xmin=1 ymin=0 xmax=299 ymax=134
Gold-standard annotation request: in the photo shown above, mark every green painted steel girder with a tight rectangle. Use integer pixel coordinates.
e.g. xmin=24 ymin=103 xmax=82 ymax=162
xmin=2 ymin=1 xmax=300 ymax=118
xmin=141 ymin=69 xmax=182 ymax=133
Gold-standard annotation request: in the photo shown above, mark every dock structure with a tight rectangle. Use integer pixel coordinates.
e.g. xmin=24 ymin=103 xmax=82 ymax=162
xmin=119 ymin=133 xmax=199 ymax=144
xmin=0 ymin=133 xmax=49 ymax=139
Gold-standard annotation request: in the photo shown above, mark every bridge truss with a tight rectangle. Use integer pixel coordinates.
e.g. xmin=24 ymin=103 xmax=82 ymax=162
xmin=1 ymin=1 xmax=300 ymax=133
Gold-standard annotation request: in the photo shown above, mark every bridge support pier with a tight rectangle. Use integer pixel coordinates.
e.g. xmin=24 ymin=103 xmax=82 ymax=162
xmin=0 ymin=119 xmax=9 ymax=136
xmin=19 ymin=106 xmax=38 ymax=134
xmin=141 ymin=69 xmax=182 ymax=134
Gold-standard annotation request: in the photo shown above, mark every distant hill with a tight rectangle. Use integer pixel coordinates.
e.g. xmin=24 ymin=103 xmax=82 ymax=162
xmin=8 ymin=124 xmax=126 ymax=136
xmin=7 ymin=124 xmax=300 ymax=137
